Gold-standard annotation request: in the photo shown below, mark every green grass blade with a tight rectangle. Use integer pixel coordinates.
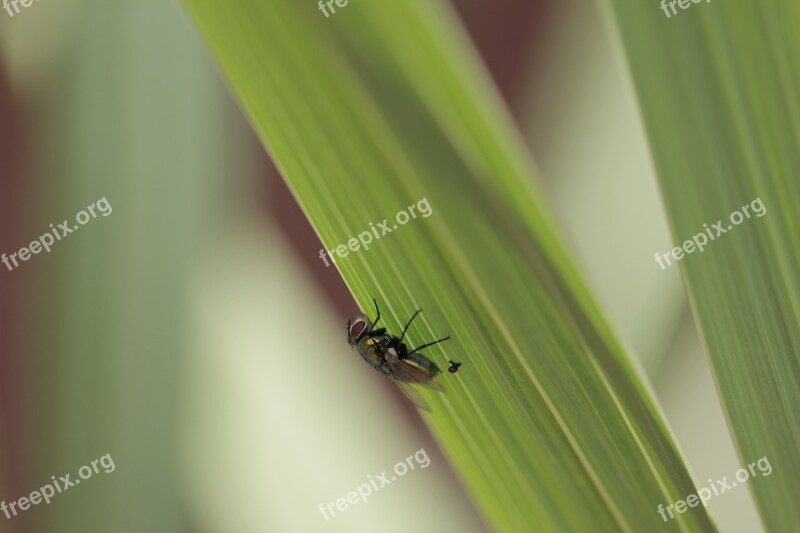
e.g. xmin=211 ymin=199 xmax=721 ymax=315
xmin=181 ymin=0 xmax=716 ymax=530
xmin=605 ymin=0 xmax=800 ymax=529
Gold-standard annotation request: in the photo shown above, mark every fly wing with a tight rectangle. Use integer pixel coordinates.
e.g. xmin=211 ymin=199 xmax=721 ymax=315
xmin=387 ymin=377 xmax=433 ymax=412
xmin=385 ymin=349 xmax=445 ymax=392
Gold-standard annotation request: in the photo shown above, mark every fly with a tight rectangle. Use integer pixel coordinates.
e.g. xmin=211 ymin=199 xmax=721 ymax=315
xmin=346 ymin=299 xmax=450 ymax=411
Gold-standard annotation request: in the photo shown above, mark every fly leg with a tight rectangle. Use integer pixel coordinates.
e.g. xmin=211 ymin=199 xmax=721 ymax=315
xmin=366 ymin=327 xmax=386 ymax=338
xmin=398 ymin=309 xmax=422 ymax=344
xmin=408 ymin=336 xmax=450 ymax=356
xmin=370 ymin=299 xmax=381 ymax=328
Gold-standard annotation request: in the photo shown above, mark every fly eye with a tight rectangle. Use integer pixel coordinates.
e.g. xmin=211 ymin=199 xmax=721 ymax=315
xmin=349 ymin=318 xmax=367 ymax=341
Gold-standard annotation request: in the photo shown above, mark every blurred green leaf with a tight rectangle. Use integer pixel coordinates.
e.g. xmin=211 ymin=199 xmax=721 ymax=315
xmin=181 ymin=0 xmax=716 ymax=530
xmin=42 ymin=1 xmax=236 ymax=531
xmin=606 ymin=0 xmax=800 ymax=530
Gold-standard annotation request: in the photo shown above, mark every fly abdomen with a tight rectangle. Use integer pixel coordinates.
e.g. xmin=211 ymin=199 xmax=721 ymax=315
xmin=405 ymin=352 xmax=441 ymax=378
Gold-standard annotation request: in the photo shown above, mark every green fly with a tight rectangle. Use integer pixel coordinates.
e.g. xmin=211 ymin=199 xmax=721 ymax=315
xmin=346 ymin=300 xmax=448 ymax=411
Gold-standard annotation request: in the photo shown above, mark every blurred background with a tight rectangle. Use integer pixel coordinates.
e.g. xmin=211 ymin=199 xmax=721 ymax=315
xmin=0 ymin=0 xmax=760 ymax=531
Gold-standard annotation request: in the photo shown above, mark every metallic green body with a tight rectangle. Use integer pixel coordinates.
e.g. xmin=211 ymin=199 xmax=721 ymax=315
xmin=355 ymin=333 xmax=441 ymax=380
